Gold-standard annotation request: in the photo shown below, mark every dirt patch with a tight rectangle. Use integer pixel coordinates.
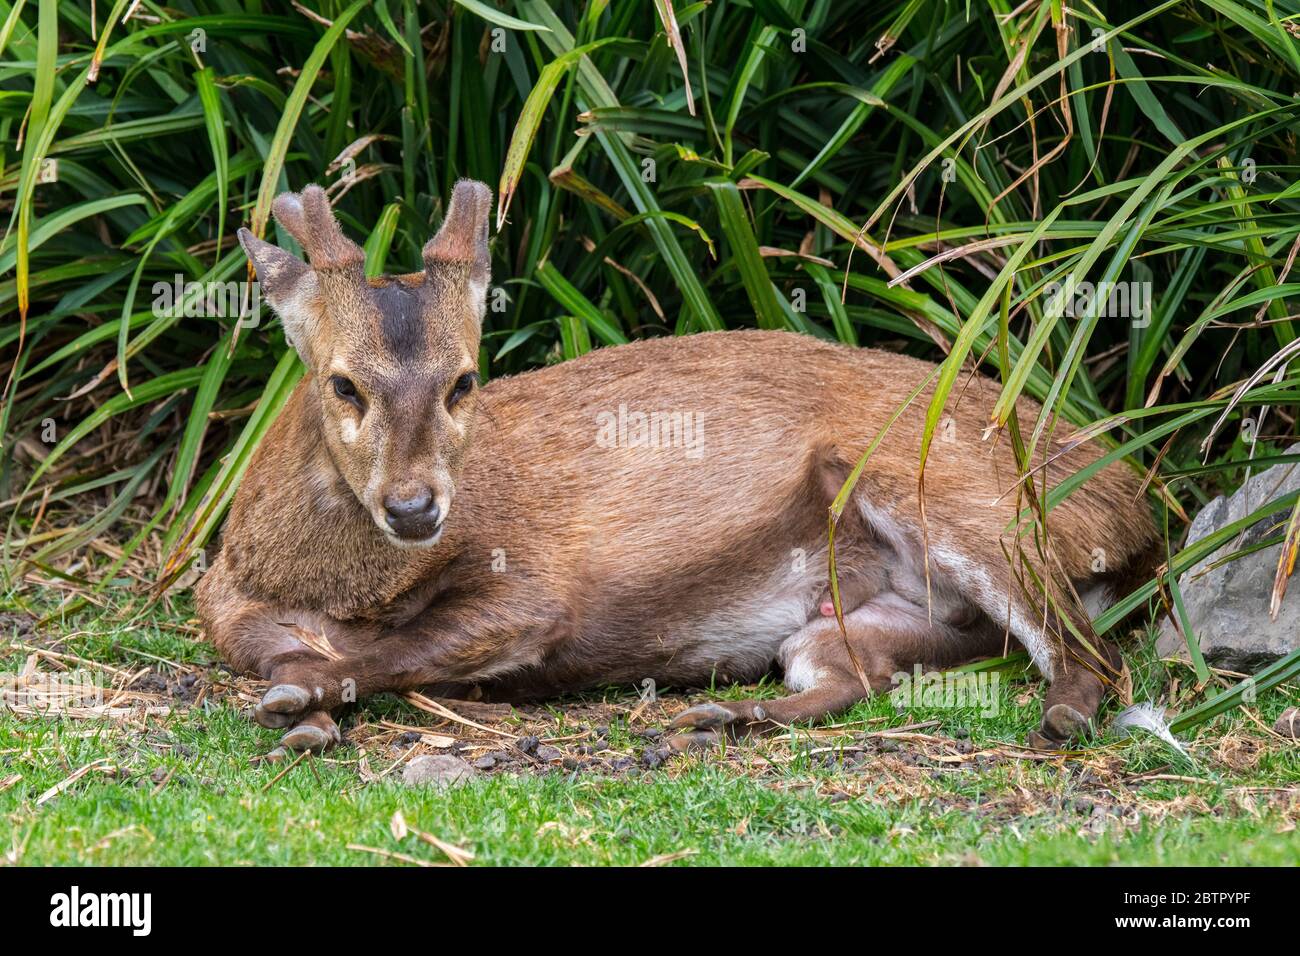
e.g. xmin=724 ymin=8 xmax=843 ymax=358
xmin=345 ymin=693 xmax=683 ymax=781
xmin=0 ymin=611 xmax=37 ymax=641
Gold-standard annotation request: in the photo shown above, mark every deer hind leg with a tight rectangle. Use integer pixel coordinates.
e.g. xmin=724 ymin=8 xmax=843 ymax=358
xmin=668 ymin=594 xmax=1001 ymax=745
xmin=978 ymin=568 xmax=1129 ymax=748
xmin=1024 ymin=621 xmax=1124 ymax=748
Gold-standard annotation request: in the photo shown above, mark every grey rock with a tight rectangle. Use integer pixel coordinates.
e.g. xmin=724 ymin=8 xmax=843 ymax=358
xmin=400 ymin=754 xmax=477 ymax=789
xmin=1156 ymin=445 xmax=1300 ymax=671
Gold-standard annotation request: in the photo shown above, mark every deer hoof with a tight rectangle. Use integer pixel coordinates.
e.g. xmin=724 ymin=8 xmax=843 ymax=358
xmin=1024 ymin=729 xmax=1062 ymax=751
xmin=665 ymin=730 xmax=723 ymax=753
xmin=1042 ymin=703 xmax=1090 ymax=741
xmin=669 ymin=701 xmax=743 ymax=731
xmin=261 ymin=683 xmax=313 ymax=714
xmin=279 ymin=722 xmax=338 ymax=754
xmin=253 ymin=704 xmax=296 ymax=729
xmin=1025 ymin=705 xmax=1090 ymax=750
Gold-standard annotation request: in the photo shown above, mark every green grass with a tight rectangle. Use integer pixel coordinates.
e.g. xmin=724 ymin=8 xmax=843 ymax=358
xmin=9 ymin=751 xmax=1297 ymax=866
xmin=2 ymin=600 xmax=1296 ymax=866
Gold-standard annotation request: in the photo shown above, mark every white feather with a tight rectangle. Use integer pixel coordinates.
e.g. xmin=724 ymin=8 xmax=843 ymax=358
xmin=1113 ymin=701 xmax=1188 ymax=757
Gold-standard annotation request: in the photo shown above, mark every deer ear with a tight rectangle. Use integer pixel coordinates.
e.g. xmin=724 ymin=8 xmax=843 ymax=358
xmin=422 ymin=179 xmax=492 ymax=317
xmin=238 ymin=228 xmax=323 ymax=365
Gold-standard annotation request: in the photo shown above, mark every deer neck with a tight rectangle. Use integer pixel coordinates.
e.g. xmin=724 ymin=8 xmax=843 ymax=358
xmin=221 ymin=379 xmax=444 ymax=620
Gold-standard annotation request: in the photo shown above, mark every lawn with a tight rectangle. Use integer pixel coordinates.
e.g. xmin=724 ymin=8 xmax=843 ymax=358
xmin=2 ymin=597 xmax=1295 ymax=866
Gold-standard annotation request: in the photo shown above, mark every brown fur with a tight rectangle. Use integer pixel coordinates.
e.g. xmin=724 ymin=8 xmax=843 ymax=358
xmin=196 ymin=182 xmax=1158 ymax=753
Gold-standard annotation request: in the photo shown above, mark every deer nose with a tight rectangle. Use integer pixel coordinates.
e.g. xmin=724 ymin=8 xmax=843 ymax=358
xmin=382 ymin=487 xmax=441 ymax=538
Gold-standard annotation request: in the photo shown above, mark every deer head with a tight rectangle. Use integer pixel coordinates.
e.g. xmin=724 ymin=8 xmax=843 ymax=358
xmin=237 ymin=180 xmax=492 ymax=548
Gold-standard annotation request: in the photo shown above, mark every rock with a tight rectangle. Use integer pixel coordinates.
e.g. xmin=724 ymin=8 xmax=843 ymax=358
xmin=1275 ymin=707 xmax=1300 ymax=738
xmin=400 ymin=754 xmax=476 ymax=789
xmin=1156 ymin=445 xmax=1300 ymax=671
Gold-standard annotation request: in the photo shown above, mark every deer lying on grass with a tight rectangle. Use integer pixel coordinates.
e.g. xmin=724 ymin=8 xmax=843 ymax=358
xmin=196 ymin=180 xmax=1157 ymax=755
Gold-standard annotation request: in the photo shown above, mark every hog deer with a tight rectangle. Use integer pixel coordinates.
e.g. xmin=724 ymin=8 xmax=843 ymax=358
xmin=195 ymin=180 xmax=1158 ymax=755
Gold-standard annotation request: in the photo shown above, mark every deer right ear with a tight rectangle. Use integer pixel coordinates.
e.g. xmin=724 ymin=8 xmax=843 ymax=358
xmin=238 ymin=228 xmax=323 ymax=365
xmin=422 ymin=179 xmax=492 ymax=317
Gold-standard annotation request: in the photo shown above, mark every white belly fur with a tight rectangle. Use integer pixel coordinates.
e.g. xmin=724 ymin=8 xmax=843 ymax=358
xmin=671 ymin=546 xmax=831 ymax=683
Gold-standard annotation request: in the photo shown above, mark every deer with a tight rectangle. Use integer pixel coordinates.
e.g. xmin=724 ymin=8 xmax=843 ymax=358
xmin=194 ymin=180 xmax=1159 ymax=756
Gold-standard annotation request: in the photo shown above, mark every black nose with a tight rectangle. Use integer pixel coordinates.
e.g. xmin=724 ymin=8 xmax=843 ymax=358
xmin=382 ymin=488 xmax=442 ymax=538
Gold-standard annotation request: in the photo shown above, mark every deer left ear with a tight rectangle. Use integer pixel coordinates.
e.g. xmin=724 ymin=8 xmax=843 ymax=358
xmin=422 ymin=179 xmax=492 ymax=318
xmin=238 ymin=228 xmax=323 ymax=365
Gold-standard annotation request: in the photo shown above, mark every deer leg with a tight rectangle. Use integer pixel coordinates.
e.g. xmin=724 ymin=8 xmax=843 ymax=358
xmin=1026 ymin=632 xmax=1123 ymax=748
xmin=669 ymin=596 xmax=1001 ymax=745
xmin=265 ymin=709 xmax=343 ymax=756
xmin=205 ymin=605 xmax=347 ymax=752
xmin=196 ymin=562 xmax=370 ymax=752
xmin=254 ymin=598 xmax=557 ymax=726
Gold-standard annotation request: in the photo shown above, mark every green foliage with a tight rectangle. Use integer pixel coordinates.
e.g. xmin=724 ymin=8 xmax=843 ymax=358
xmin=1 ymin=1 xmax=1299 ymax=698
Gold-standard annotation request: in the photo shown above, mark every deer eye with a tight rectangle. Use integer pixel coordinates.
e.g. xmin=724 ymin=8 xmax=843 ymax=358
xmin=331 ymin=375 xmax=363 ymax=409
xmin=447 ymin=371 xmax=477 ymax=407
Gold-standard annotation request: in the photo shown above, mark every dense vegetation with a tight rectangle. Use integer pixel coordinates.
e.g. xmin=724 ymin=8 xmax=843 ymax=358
xmin=2 ymin=1 xmax=1299 ymax=720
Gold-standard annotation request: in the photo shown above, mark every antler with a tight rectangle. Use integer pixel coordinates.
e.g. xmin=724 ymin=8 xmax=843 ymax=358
xmin=422 ymin=179 xmax=492 ymax=286
xmin=271 ymin=185 xmax=366 ymax=273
